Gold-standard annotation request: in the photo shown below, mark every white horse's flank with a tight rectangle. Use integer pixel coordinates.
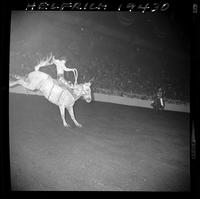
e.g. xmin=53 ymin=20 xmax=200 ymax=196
xmin=9 ymin=71 xmax=92 ymax=127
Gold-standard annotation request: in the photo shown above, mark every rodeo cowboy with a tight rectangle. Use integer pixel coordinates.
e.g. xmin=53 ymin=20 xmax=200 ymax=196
xmin=35 ymin=53 xmax=78 ymax=90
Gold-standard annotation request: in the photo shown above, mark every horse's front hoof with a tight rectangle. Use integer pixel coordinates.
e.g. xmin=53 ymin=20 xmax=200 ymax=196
xmin=64 ymin=124 xmax=71 ymax=128
xmin=76 ymin=123 xmax=82 ymax=128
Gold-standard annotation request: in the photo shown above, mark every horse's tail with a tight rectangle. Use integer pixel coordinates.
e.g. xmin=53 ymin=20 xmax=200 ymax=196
xmin=10 ymin=74 xmax=22 ymax=80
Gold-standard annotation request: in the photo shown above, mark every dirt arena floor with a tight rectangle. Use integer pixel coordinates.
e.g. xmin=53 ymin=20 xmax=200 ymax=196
xmin=9 ymin=93 xmax=190 ymax=191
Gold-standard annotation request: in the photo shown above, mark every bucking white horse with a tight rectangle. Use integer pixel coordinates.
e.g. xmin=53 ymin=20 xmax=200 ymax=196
xmin=9 ymin=70 xmax=93 ymax=127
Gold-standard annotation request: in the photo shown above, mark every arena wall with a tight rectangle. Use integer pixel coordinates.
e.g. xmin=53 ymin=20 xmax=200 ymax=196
xmin=9 ymin=86 xmax=190 ymax=113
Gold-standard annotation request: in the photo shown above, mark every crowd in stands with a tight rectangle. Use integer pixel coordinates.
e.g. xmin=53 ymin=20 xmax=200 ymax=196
xmin=78 ymin=55 xmax=190 ymax=104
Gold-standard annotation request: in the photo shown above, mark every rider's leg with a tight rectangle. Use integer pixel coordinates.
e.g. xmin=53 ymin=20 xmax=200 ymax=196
xmin=57 ymin=74 xmax=73 ymax=89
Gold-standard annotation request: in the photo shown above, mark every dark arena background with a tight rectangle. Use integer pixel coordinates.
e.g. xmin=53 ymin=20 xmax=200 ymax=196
xmin=6 ymin=1 xmax=193 ymax=192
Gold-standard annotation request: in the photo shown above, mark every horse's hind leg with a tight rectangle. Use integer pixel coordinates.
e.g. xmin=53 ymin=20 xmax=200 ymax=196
xmin=9 ymin=78 xmax=35 ymax=91
xmin=9 ymin=80 xmax=21 ymax=87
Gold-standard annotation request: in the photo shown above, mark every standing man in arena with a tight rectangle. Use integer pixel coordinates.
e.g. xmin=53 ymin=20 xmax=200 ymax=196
xmin=151 ymin=87 xmax=165 ymax=111
xmin=156 ymin=87 xmax=165 ymax=109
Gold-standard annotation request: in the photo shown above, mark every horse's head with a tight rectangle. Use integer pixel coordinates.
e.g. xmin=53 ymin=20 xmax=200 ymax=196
xmin=82 ymin=81 xmax=92 ymax=103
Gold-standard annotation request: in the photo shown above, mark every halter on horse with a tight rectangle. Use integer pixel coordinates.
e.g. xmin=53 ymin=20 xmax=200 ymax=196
xmin=9 ymin=70 xmax=93 ymax=127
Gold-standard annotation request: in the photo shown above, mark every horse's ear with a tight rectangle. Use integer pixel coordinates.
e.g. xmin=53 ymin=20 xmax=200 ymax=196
xmin=87 ymin=82 xmax=91 ymax=86
xmin=89 ymin=77 xmax=95 ymax=83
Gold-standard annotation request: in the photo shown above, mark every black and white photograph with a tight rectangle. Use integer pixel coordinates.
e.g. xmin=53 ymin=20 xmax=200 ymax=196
xmin=7 ymin=1 xmax=192 ymax=191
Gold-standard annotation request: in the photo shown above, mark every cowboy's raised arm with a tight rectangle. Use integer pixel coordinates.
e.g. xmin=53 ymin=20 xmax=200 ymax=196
xmin=35 ymin=53 xmax=53 ymax=71
xmin=62 ymin=63 xmax=78 ymax=85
